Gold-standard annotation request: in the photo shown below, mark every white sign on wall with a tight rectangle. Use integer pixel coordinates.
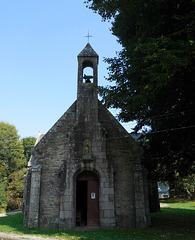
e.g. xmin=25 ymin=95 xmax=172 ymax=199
xmin=91 ymin=192 xmax=95 ymax=199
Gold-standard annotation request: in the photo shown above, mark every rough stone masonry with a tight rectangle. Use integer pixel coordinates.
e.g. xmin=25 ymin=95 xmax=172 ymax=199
xmin=23 ymin=43 xmax=151 ymax=230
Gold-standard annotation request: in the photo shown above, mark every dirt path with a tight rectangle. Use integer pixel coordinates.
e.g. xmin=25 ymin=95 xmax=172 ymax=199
xmin=0 ymin=211 xmax=22 ymax=218
xmin=0 ymin=232 xmax=57 ymax=240
xmin=160 ymin=203 xmax=169 ymax=207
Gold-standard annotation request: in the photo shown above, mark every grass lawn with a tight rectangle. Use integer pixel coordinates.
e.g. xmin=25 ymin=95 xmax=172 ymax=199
xmin=0 ymin=200 xmax=194 ymax=240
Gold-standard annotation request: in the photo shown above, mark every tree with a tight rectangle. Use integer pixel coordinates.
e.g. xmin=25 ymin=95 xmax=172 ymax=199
xmin=0 ymin=181 xmax=7 ymax=209
xmin=0 ymin=122 xmax=25 ymax=176
xmin=0 ymin=122 xmax=26 ymax=210
xmin=22 ymin=137 xmax=36 ymax=163
xmin=6 ymin=168 xmax=27 ymax=210
xmin=85 ymin=0 xmax=195 ymax=181
xmin=169 ymin=173 xmax=195 ymax=199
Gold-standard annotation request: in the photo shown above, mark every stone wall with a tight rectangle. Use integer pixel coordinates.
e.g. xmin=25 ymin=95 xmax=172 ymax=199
xmin=23 ymin=43 xmax=150 ymax=230
xmin=98 ymin=103 xmax=150 ymax=228
xmin=23 ymin=99 xmax=150 ymax=229
xmin=23 ymin=100 xmax=150 ymax=229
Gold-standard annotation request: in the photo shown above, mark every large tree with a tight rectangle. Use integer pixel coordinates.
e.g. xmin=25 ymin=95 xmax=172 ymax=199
xmin=0 ymin=122 xmax=25 ymax=176
xmin=85 ymin=0 xmax=195 ymax=181
xmin=22 ymin=137 xmax=36 ymax=163
xmin=6 ymin=168 xmax=27 ymax=210
xmin=0 ymin=122 xmax=26 ymax=210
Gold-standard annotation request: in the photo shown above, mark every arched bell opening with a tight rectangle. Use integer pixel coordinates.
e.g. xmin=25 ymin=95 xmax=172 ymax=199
xmin=83 ymin=60 xmax=94 ymax=83
xmin=76 ymin=171 xmax=99 ymax=227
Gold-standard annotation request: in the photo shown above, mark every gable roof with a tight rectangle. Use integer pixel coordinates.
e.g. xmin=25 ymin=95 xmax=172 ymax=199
xmin=78 ymin=43 xmax=98 ymax=57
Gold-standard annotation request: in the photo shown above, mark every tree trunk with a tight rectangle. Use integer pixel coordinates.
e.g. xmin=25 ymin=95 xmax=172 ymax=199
xmin=148 ymin=180 xmax=160 ymax=212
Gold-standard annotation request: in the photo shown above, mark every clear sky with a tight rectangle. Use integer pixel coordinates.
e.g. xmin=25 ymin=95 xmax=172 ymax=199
xmin=0 ymin=0 xmax=136 ymax=139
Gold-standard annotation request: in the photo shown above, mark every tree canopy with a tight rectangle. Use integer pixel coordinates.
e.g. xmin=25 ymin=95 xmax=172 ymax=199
xmin=22 ymin=137 xmax=36 ymax=163
xmin=0 ymin=122 xmax=25 ymax=177
xmin=0 ymin=122 xmax=26 ymax=210
xmin=85 ymin=0 xmax=195 ymax=181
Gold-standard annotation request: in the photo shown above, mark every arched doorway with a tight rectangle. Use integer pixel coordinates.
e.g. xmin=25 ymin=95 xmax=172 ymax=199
xmin=76 ymin=171 xmax=99 ymax=226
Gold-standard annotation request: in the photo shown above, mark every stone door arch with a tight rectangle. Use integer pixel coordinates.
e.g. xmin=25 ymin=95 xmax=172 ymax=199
xmin=76 ymin=171 xmax=99 ymax=226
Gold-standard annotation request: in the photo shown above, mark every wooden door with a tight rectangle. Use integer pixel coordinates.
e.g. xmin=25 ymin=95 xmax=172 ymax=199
xmin=87 ymin=179 xmax=99 ymax=226
xmin=76 ymin=171 xmax=99 ymax=226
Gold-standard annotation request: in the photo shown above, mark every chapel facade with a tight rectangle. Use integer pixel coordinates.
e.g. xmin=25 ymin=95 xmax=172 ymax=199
xmin=23 ymin=43 xmax=150 ymax=229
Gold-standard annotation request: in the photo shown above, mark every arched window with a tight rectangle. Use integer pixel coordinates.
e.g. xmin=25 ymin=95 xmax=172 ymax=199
xmin=83 ymin=61 xmax=94 ymax=83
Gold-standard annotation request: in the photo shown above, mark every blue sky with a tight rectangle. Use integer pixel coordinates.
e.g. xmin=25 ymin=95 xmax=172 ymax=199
xmin=0 ymin=0 xmax=136 ymax=139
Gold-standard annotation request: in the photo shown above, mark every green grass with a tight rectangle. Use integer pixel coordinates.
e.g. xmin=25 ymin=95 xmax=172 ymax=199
xmin=0 ymin=201 xmax=194 ymax=240
xmin=160 ymin=199 xmax=195 ymax=209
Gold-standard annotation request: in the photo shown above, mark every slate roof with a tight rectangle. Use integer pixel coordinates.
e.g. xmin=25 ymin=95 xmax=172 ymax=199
xmin=78 ymin=43 xmax=98 ymax=57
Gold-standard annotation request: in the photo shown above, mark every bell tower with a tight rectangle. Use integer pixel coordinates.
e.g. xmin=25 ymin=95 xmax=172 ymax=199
xmin=77 ymin=43 xmax=99 ymax=91
xmin=76 ymin=43 xmax=99 ymax=122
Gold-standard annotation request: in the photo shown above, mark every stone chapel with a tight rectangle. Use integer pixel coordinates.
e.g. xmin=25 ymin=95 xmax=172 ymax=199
xmin=23 ymin=43 xmax=150 ymax=230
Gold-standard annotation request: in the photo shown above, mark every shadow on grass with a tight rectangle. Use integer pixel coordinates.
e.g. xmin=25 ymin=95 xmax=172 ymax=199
xmin=151 ymin=207 xmax=195 ymax=239
xmin=0 ymin=214 xmax=143 ymax=240
xmin=0 ymin=214 xmax=87 ymax=240
xmin=0 ymin=208 xmax=195 ymax=240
